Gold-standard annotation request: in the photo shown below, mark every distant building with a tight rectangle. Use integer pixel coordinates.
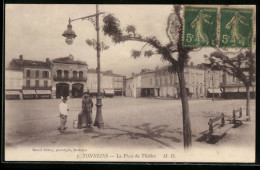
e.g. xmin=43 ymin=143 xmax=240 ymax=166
xmin=184 ymin=63 xmax=205 ymax=98
xmin=9 ymin=55 xmax=52 ymax=99
xmin=126 ymin=75 xmax=134 ymax=97
xmin=204 ymin=68 xmax=223 ymax=99
xmin=5 ymin=69 xmax=23 ymax=100
xmin=126 ymin=64 xmax=208 ymax=99
xmin=103 ymin=70 xmax=125 ymax=96
xmin=87 ymin=69 xmax=125 ymax=97
xmin=51 ymin=54 xmax=88 ymax=98
xmin=155 ymin=66 xmax=177 ymax=98
xmin=87 ymin=68 xmax=103 ymax=96
xmin=220 ymin=73 xmax=255 ymax=99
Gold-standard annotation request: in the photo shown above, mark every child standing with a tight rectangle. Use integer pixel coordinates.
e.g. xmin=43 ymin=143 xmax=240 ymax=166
xmin=58 ymin=96 xmax=69 ymax=133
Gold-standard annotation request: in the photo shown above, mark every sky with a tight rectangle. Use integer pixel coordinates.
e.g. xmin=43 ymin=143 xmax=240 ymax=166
xmin=5 ymin=4 xmax=217 ymax=77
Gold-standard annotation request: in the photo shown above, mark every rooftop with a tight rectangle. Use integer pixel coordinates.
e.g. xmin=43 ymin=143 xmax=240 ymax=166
xmin=52 ymin=55 xmax=87 ymax=65
xmin=9 ymin=59 xmax=51 ymax=70
xmin=88 ymin=69 xmax=125 ymax=77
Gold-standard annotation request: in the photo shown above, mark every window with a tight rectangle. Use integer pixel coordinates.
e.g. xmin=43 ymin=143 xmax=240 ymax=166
xmin=26 ymin=80 xmax=30 ymax=87
xmin=43 ymin=71 xmax=49 ymax=78
xmin=79 ymin=71 xmax=83 ymax=78
xmin=36 ymin=70 xmax=39 ymax=78
xmin=73 ymin=71 xmax=77 ymax=78
xmin=165 ymin=77 xmax=168 ymax=85
xmin=185 ymin=73 xmax=189 ymax=83
xmin=175 ymin=76 xmax=179 ymax=84
xmin=64 ymin=70 xmax=69 ymax=79
xmin=26 ymin=70 xmax=30 ymax=78
xmin=35 ymin=80 xmax=39 ymax=87
xmin=57 ymin=70 xmax=62 ymax=78
xmin=44 ymin=81 xmax=48 ymax=88
xmin=161 ymin=77 xmax=164 ymax=85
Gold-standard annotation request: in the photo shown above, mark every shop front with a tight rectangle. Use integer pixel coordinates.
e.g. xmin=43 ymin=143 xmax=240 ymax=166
xmin=207 ymin=88 xmax=222 ymax=98
xmin=141 ymin=88 xmax=155 ymax=97
xmin=5 ymin=91 xmax=21 ymax=100
xmin=114 ymin=89 xmax=123 ymax=96
xmin=103 ymin=89 xmax=114 ymax=98
xmin=36 ymin=90 xmax=51 ymax=99
xmin=23 ymin=90 xmax=36 ymax=99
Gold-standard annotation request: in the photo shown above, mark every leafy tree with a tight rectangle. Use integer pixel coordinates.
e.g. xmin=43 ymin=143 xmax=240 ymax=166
xmin=205 ymin=50 xmax=255 ymax=120
xmin=102 ymin=5 xmax=195 ymax=148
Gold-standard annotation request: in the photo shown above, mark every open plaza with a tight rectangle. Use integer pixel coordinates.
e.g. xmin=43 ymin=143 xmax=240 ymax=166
xmin=5 ymin=97 xmax=255 ymax=150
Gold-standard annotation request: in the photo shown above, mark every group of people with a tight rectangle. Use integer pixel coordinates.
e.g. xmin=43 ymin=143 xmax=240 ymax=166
xmin=58 ymin=91 xmax=94 ymax=133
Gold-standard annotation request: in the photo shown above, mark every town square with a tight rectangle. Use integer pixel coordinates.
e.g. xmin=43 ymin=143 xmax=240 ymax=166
xmin=4 ymin=4 xmax=256 ymax=162
xmin=5 ymin=97 xmax=255 ymax=148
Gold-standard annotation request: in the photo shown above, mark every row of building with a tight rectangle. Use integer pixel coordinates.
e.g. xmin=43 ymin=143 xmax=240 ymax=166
xmin=125 ymin=63 xmax=255 ymax=99
xmin=5 ymin=55 xmax=125 ymax=100
xmin=5 ymin=55 xmax=255 ymax=100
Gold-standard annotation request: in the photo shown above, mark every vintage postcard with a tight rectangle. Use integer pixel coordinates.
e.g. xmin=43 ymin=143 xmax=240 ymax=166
xmin=4 ymin=4 xmax=256 ymax=162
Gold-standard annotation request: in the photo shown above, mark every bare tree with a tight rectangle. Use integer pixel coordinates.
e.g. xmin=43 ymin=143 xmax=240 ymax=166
xmin=102 ymin=5 xmax=195 ymax=148
xmin=205 ymin=50 xmax=255 ymax=120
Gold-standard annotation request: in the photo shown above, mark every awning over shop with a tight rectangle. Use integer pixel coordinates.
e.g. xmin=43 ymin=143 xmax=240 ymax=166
xmin=5 ymin=91 xmax=20 ymax=95
xmin=22 ymin=90 xmax=36 ymax=95
xmin=237 ymin=87 xmax=255 ymax=92
xmin=104 ymin=89 xmax=114 ymax=94
xmin=89 ymin=89 xmax=97 ymax=93
xmin=36 ymin=90 xmax=51 ymax=94
xmin=225 ymin=87 xmax=239 ymax=92
xmin=208 ymin=88 xmax=222 ymax=93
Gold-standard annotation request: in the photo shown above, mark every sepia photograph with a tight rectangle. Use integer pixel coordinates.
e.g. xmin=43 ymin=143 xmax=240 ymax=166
xmin=4 ymin=4 xmax=256 ymax=162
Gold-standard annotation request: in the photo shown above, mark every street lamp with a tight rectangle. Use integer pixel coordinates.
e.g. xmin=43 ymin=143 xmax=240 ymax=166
xmin=62 ymin=19 xmax=77 ymax=45
xmin=212 ymin=71 xmax=215 ymax=102
xmin=62 ymin=4 xmax=105 ymax=129
xmin=212 ymin=72 xmax=215 ymax=101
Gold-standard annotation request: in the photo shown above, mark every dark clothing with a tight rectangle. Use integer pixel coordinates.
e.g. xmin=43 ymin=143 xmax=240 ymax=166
xmin=59 ymin=115 xmax=67 ymax=133
xmin=77 ymin=111 xmax=86 ymax=129
xmin=82 ymin=96 xmax=93 ymax=110
xmin=82 ymin=96 xmax=93 ymax=127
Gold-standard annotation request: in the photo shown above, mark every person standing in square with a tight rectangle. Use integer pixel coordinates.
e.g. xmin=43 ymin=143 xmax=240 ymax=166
xmin=82 ymin=91 xmax=93 ymax=128
xmin=58 ymin=96 xmax=69 ymax=133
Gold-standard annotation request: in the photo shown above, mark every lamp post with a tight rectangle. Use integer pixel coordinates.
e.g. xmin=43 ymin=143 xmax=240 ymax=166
xmin=62 ymin=4 xmax=105 ymax=129
xmin=212 ymin=71 xmax=215 ymax=101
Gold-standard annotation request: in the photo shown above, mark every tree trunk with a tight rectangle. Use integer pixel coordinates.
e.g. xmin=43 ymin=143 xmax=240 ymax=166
xmin=246 ymin=85 xmax=250 ymax=121
xmin=177 ymin=66 xmax=192 ymax=148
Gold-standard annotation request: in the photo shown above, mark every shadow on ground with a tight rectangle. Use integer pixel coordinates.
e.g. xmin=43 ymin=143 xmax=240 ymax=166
xmin=84 ymin=123 xmax=183 ymax=147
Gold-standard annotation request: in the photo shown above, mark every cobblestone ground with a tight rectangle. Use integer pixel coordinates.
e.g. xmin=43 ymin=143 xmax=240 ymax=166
xmin=5 ymin=97 xmax=255 ymax=150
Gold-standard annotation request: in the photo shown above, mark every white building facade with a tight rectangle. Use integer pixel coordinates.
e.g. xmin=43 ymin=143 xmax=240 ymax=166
xmin=5 ymin=70 xmax=23 ymax=100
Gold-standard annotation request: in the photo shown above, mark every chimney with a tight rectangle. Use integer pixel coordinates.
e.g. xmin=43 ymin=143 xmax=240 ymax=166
xmin=46 ymin=58 xmax=50 ymax=63
xmin=155 ymin=65 xmax=159 ymax=70
xmin=19 ymin=55 xmax=23 ymax=60
xmin=190 ymin=62 xmax=194 ymax=66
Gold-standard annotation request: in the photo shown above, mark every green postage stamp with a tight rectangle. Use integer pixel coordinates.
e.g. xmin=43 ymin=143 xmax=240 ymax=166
xmin=183 ymin=7 xmax=217 ymax=47
xmin=219 ymin=8 xmax=253 ymax=48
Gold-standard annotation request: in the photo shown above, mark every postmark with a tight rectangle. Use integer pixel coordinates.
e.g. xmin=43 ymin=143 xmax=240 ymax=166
xmin=219 ymin=8 xmax=253 ymax=48
xmin=183 ymin=6 xmax=217 ymax=47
